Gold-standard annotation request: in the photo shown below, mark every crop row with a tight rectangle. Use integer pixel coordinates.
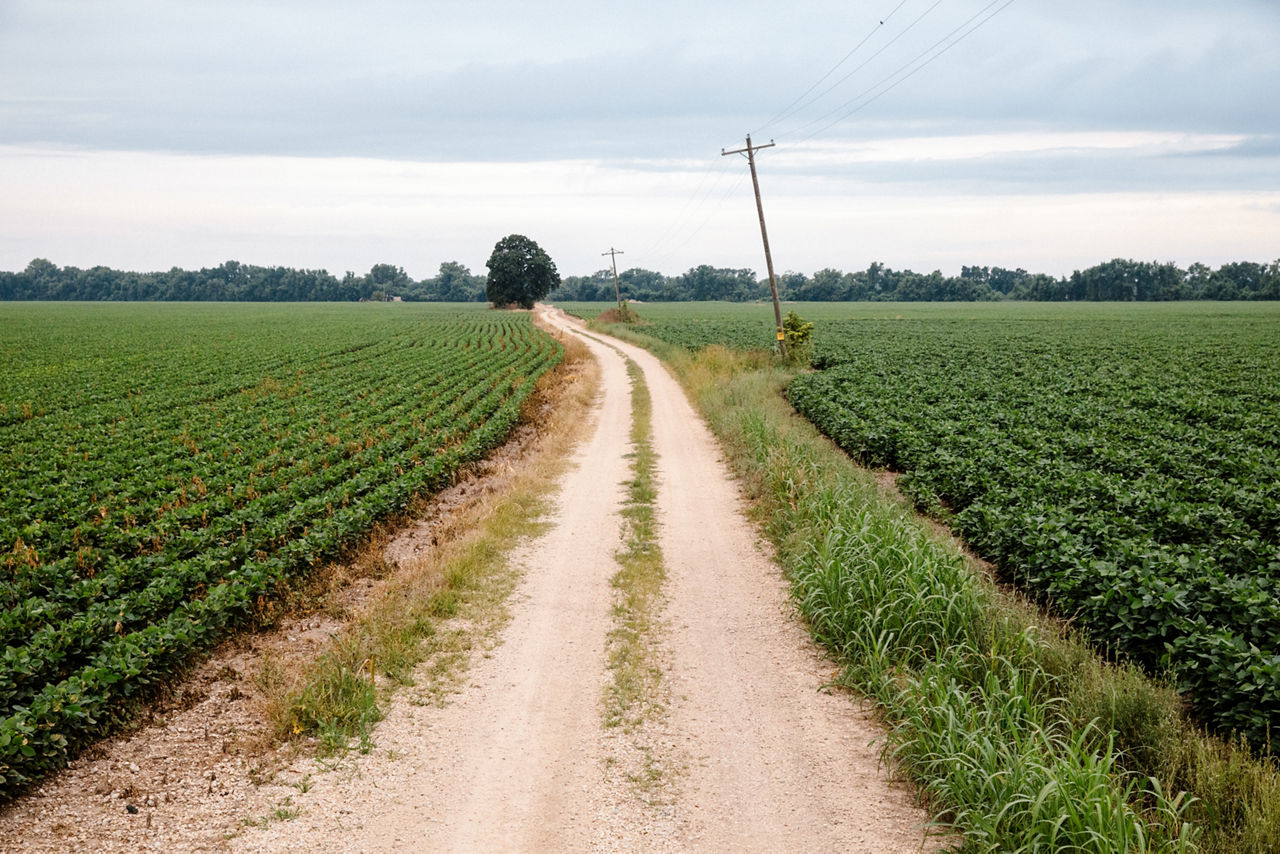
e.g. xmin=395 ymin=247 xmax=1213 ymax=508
xmin=3 ymin=340 xmax=531 ymax=577
xmin=787 ymin=312 xmax=1280 ymax=746
xmin=0 ymin=303 xmax=562 ymax=790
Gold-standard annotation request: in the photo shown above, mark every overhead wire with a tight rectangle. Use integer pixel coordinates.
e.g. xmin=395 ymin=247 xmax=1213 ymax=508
xmin=645 ymin=0 xmax=925 ymax=269
xmin=753 ymin=0 xmax=911 ymax=136
xmin=758 ymin=0 xmax=949 ymax=139
xmin=639 ymin=0 xmax=1019 ymax=272
xmin=784 ymin=0 xmax=1018 ymax=145
xmin=644 ymin=169 xmax=750 ymax=271
xmin=636 ymin=155 xmax=737 ymax=263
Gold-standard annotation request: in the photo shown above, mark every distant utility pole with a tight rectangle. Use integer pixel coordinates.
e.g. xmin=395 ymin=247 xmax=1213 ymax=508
xmin=602 ymin=247 xmax=624 ymax=308
xmin=722 ymin=134 xmax=786 ymax=358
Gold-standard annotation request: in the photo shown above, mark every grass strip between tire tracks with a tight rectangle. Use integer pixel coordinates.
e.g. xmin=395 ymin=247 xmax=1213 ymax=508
xmin=592 ymin=319 xmax=1280 ymax=854
xmin=598 ymin=350 xmax=674 ymax=802
xmin=603 ymin=355 xmax=666 ymax=733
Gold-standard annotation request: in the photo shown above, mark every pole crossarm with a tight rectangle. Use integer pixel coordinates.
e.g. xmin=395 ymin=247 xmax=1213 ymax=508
xmin=721 ymin=139 xmax=776 ymax=158
xmin=721 ymin=135 xmax=787 ymax=357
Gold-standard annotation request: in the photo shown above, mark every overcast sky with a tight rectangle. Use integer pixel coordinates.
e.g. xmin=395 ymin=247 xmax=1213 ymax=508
xmin=2 ymin=0 xmax=1278 ymax=280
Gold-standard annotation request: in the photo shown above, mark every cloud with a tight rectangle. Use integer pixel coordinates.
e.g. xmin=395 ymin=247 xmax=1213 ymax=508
xmin=759 ymin=1 xmax=1280 ymax=141
xmin=2 ymin=1 xmax=1279 ymax=280
xmin=0 ymin=0 xmax=771 ymax=159
xmin=0 ymin=37 xmax=754 ymax=160
xmin=1193 ymin=135 xmax=1280 ymax=159
xmin=761 ymin=130 xmax=1280 ymax=198
xmin=3 ymin=144 xmax=1277 ymax=281
xmin=4 ymin=0 xmax=1278 ymax=162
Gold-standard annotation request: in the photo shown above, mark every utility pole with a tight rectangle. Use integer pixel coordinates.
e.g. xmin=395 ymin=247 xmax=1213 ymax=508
xmin=602 ymin=247 xmax=624 ymax=309
xmin=722 ymin=134 xmax=786 ymax=358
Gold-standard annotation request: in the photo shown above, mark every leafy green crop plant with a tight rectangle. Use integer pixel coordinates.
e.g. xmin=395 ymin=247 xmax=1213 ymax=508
xmin=784 ymin=305 xmax=1280 ymax=750
xmin=0 ymin=303 xmax=562 ymax=793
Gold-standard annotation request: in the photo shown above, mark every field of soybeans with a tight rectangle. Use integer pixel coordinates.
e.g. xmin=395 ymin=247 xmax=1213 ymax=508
xmin=0 ymin=303 xmax=562 ymax=791
xmin=570 ymin=300 xmax=1280 ymax=749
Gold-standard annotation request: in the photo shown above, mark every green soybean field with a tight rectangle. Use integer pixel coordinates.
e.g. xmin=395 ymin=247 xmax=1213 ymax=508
xmin=581 ymin=300 xmax=1280 ymax=749
xmin=0 ymin=302 xmax=561 ymax=790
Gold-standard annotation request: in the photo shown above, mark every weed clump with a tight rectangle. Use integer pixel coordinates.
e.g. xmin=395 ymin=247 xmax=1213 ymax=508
xmin=598 ymin=301 xmax=641 ymax=325
xmin=781 ymin=310 xmax=813 ymax=367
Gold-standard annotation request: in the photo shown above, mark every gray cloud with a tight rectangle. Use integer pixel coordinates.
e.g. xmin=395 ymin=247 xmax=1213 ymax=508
xmin=1194 ymin=135 xmax=1280 ymax=159
xmin=3 ymin=0 xmax=1277 ymax=165
xmin=792 ymin=145 xmax=1280 ymax=196
xmin=1 ymin=0 xmax=1278 ymax=259
xmin=763 ymin=5 xmax=1280 ymax=143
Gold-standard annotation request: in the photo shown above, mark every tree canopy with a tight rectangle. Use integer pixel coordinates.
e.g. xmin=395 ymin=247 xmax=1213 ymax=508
xmin=547 ymin=258 xmax=1280 ymax=303
xmin=485 ymin=234 xmax=560 ymax=309
xmin=4 ymin=255 xmax=1278 ymax=303
xmin=0 ymin=259 xmax=493 ymax=302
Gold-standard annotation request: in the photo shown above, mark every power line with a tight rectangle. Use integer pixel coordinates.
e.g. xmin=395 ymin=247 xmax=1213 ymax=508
xmin=777 ymin=0 xmax=955 ymax=140
xmin=768 ymin=0 xmax=947 ymax=135
xmin=630 ymin=0 xmax=1020 ymax=276
xmin=643 ymin=170 xmax=748 ymax=270
xmin=637 ymin=2 xmax=931 ymax=271
xmin=637 ymin=157 xmax=736 ymax=261
xmin=754 ymin=0 xmax=912 ymax=136
xmin=786 ymin=0 xmax=1017 ymax=145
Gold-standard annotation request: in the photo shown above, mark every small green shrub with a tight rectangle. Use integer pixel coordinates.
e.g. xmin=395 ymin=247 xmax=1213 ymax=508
xmin=781 ymin=310 xmax=813 ymax=366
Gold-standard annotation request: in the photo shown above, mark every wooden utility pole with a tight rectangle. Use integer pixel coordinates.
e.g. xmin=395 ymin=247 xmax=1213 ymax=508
xmin=602 ymin=247 xmax=624 ymax=309
xmin=722 ymin=134 xmax=786 ymax=357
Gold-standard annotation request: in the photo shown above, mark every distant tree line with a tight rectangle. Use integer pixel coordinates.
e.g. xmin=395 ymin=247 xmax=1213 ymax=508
xmin=0 ymin=259 xmax=488 ymax=302
xmin=3 ymin=256 xmax=1278 ymax=302
xmin=552 ymin=258 xmax=1280 ymax=302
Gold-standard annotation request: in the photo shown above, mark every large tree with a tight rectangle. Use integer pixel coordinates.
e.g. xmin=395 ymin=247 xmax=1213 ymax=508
xmin=485 ymin=234 xmax=560 ymax=309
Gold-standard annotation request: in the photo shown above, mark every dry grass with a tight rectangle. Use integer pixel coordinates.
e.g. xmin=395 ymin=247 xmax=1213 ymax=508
xmin=596 ymin=303 xmax=641 ymax=325
xmin=259 ymin=328 xmax=600 ymax=755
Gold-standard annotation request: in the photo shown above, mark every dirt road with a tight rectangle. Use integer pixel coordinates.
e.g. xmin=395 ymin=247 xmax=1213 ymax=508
xmin=2 ymin=311 xmax=939 ymax=852
xmin=230 ymin=310 xmax=939 ymax=852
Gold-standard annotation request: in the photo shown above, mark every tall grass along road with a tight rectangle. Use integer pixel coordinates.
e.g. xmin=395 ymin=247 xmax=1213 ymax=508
xmin=576 ymin=313 xmax=941 ymax=852
xmin=234 ymin=306 xmax=939 ymax=852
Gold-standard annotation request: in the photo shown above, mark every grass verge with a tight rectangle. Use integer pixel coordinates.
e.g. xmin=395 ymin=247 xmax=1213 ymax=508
xmin=261 ymin=329 xmax=599 ymax=757
xmin=593 ymin=323 xmax=1280 ymax=854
